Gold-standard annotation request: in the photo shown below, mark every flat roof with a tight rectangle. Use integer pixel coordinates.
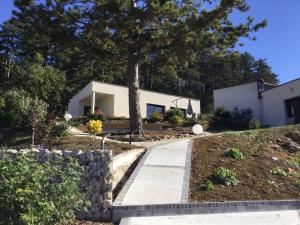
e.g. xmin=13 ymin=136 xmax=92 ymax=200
xmin=263 ymin=77 xmax=300 ymax=93
xmin=213 ymin=82 xmax=258 ymax=92
xmin=214 ymin=77 xmax=300 ymax=93
xmin=91 ymin=80 xmax=200 ymax=101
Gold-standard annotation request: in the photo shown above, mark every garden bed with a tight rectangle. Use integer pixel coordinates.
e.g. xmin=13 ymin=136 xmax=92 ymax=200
xmin=54 ymin=136 xmax=138 ymax=156
xmin=76 ymin=123 xmax=199 ymax=142
xmin=189 ymin=124 xmax=300 ymax=202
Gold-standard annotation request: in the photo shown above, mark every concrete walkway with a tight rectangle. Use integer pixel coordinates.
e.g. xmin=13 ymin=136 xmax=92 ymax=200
xmin=120 ymin=210 xmax=300 ymax=225
xmin=114 ymin=139 xmax=192 ymax=205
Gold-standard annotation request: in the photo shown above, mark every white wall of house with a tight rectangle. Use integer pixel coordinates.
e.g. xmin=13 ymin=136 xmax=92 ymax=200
xmin=68 ymin=81 xmax=201 ymax=118
xmin=213 ymin=82 xmax=262 ymax=121
xmin=262 ymin=79 xmax=300 ymax=126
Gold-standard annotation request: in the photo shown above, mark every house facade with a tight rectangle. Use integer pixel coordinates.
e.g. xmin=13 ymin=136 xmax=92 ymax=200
xmin=213 ymin=78 xmax=300 ymax=126
xmin=68 ymin=81 xmax=201 ymax=118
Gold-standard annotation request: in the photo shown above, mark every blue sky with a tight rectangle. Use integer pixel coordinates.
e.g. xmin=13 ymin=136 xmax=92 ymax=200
xmin=1 ymin=0 xmax=299 ymax=84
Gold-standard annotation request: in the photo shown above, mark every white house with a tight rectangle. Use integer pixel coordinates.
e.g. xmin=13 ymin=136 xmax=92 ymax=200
xmin=213 ymin=78 xmax=300 ymax=126
xmin=68 ymin=81 xmax=201 ymax=118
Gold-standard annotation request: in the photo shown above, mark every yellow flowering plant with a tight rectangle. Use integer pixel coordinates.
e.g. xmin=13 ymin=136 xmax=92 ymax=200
xmin=87 ymin=120 xmax=103 ymax=140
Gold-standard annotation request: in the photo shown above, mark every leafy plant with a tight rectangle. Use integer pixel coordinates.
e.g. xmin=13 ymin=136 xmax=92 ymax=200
xmin=214 ymin=107 xmax=231 ymax=121
xmin=249 ymin=119 xmax=261 ymax=130
xmin=231 ymin=107 xmax=253 ymax=128
xmin=201 ymin=180 xmax=214 ymax=191
xmin=0 ymin=153 xmax=89 ymax=225
xmin=149 ymin=112 xmax=163 ymax=123
xmin=295 ymin=180 xmax=300 ymax=188
xmin=5 ymin=90 xmax=48 ymax=147
xmin=87 ymin=109 xmax=106 ymax=122
xmin=164 ymin=108 xmax=184 ymax=121
xmin=169 ymin=115 xmax=184 ymax=126
xmin=225 ymin=147 xmax=244 ymax=160
xmin=214 ymin=166 xmax=238 ymax=186
xmin=269 ymin=167 xmax=288 ymax=176
xmin=292 ymin=154 xmax=300 ymax=169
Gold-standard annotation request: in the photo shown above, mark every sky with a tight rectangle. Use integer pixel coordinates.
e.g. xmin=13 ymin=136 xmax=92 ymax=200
xmin=0 ymin=0 xmax=300 ymax=84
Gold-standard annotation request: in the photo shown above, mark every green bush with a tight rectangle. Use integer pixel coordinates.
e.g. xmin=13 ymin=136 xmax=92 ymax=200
xmin=164 ymin=108 xmax=184 ymax=121
xmin=201 ymin=180 xmax=214 ymax=191
xmin=0 ymin=153 xmax=89 ymax=225
xmin=0 ymin=96 xmax=4 ymax=108
xmin=269 ymin=167 xmax=288 ymax=176
xmin=224 ymin=148 xmax=244 ymax=160
xmin=69 ymin=116 xmax=84 ymax=126
xmin=296 ymin=180 xmax=300 ymax=188
xmin=249 ymin=119 xmax=261 ymax=130
xmin=53 ymin=120 xmax=70 ymax=137
xmin=231 ymin=107 xmax=253 ymax=128
xmin=214 ymin=107 xmax=231 ymax=120
xmin=214 ymin=166 xmax=238 ymax=186
xmin=149 ymin=112 xmax=164 ymax=123
xmin=183 ymin=118 xmax=200 ymax=127
xmin=169 ymin=115 xmax=184 ymax=126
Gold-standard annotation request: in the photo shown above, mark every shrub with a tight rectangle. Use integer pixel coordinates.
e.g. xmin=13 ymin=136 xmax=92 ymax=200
xmin=0 ymin=153 xmax=89 ymax=225
xmin=214 ymin=166 xmax=238 ymax=186
xmin=269 ymin=167 xmax=288 ymax=176
xmin=224 ymin=147 xmax=244 ymax=160
xmin=214 ymin=107 xmax=231 ymax=119
xmin=52 ymin=120 xmax=70 ymax=137
xmin=296 ymin=180 xmax=300 ymax=188
xmin=149 ymin=112 xmax=163 ymax=123
xmin=69 ymin=116 xmax=84 ymax=126
xmin=87 ymin=120 xmax=103 ymax=138
xmin=169 ymin=115 xmax=184 ymax=126
xmin=0 ymin=96 xmax=4 ymax=108
xmin=201 ymin=180 xmax=214 ymax=191
xmin=183 ymin=118 xmax=200 ymax=127
xmin=164 ymin=108 xmax=184 ymax=121
xmin=87 ymin=109 xmax=106 ymax=121
xmin=5 ymin=90 xmax=48 ymax=147
xmin=231 ymin=107 xmax=253 ymax=128
xmin=249 ymin=119 xmax=261 ymax=130
xmin=215 ymin=107 xmax=225 ymax=117
xmin=202 ymin=104 xmax=213 ymax=114
xmin=292 ymin=154 xmax=300 ymax=169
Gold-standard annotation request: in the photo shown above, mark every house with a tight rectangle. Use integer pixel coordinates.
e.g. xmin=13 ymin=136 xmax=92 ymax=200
xmin=68 ymin=81 xmax=201 ymax=118
xmin=213 ymin=78 xmax=300 ymax=126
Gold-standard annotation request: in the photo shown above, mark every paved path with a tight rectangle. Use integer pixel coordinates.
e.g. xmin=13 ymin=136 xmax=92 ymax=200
xmin=114 ymin=139 xmax=192 ymax=205
xmin=120 ymin=210 xmax=300 ymax=225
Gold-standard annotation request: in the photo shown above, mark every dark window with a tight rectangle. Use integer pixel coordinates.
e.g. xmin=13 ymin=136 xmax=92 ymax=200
xmin=170 ymin=107 xmax=186 ymax=117
xmin=285 ymin=96 xmax=300 ymax=118
xmin=84 ymin=106 xmax=91 ymax=116
xmin=147 ymin=104 xmax=165 ymax=117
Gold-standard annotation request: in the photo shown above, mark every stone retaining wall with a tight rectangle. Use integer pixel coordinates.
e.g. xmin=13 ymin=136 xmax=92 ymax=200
xmin=1 ymin=149 xmax=113 ymax=221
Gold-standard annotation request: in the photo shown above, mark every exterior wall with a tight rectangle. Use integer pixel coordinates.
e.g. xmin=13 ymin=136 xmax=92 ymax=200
xmin=213 ymin=82 xmax=262 ymax=121
xmin=68 ymin=81 xmax=201 ymax=118
xmin=68 ymin=82 xmax=93 ymax=116
xmin=262 ymin=79 xmax=300 ymax=126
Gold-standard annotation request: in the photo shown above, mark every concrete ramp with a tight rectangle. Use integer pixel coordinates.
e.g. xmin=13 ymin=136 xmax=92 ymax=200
xmin=114 ymin=140 xmax=192 ymax=206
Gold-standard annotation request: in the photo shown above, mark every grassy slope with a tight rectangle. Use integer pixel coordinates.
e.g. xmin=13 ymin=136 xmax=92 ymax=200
xmin=189 ymin=124 xmax=300 ymax=202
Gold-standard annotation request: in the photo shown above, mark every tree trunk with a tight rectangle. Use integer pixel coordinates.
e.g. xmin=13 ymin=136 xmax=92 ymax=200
xmin=128 ymin=54 xmax=144 ymax=136
xmin=32 ymin=127 xmax=35 ymax=148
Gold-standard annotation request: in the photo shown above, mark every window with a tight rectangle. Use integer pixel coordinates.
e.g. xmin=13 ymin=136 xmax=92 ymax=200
xmin=84 ymin=106 xmax=91 ymax=116
xmin=285 ymin=96 xmax=300 ymax=118
xmin=147 ymin=104 xmax=165 ymax=117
